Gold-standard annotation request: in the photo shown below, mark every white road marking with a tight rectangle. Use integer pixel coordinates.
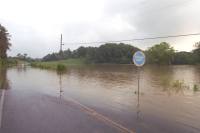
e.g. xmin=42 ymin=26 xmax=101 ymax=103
xmin=0 ymin=90 xmax=5 ymax=128
xmin=66 ymin=97 xmax=135 ymax=133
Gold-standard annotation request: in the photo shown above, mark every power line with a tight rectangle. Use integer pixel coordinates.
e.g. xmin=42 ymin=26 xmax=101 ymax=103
xmin=64 ymin=32 xmax=200 ymax=45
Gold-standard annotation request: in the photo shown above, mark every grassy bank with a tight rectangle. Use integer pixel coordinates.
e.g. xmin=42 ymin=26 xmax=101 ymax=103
xmin=0 ymin=58 xmax=22 ymax=66
xmin=31 ymin=58 xmax=87 ymax=70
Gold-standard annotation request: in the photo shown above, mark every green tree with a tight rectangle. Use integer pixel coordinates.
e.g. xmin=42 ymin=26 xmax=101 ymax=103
xmin=76 ymin=46 xmax=87 ymax=57
xmin=63 ymin=49 xmax=72 ymax=59
xmin=0 ymin=24 xmax=11 ymax=59
xmin=173 ymin=52 xmax=195 ymax=64
xmin=95 ymin=43 xmax=139 ymax=63
xmin=42 ymin=43 xmax=139 ymax=63
xmin=17 ymin=53 xmax=22 ymax=58
xmin=193 ymin=42 xmax=200 ymax=63
xmin=146 ymin=42 xmax=175 ymax=64
xmin=23 ymin=53 xmax=27 ymax=59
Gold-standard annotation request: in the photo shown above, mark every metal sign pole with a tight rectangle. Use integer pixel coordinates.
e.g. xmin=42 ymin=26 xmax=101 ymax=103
xmin=137 ymin=67 xmax=140 ymax=107
xmin=133 ymin=51 xmax=145 ymax=121
xmin=133 ymin=51 xmax=145 ymax=100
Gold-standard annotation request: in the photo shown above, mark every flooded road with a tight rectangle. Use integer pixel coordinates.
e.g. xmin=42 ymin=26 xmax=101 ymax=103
xmin=1 ymin=65 xmax=200 ymax=133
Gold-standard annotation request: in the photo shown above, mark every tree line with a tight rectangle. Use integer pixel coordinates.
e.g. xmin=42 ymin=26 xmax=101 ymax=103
xmin=146 ymin=42 xmax=200 ymax=65
xmin=43 ymin=42 xmax=200 ymax=65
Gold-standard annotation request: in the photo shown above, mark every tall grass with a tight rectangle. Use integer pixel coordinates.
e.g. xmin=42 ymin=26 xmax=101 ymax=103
xmin=0 ymin=58 xmax=19 ymax=66
xmin=57 ymin=64 xmax=66 ymax=71
xmin=31 ymin=58 xmax=86 ymax=71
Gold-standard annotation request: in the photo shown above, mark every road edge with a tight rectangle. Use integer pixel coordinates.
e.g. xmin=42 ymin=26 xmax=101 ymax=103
xmin=0 ymin=90 xmax=5 ymax=128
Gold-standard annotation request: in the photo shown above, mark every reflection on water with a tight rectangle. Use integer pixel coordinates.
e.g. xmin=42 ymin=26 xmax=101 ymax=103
xmin=136 ymin=85 xmax=142 ymax=123
xmin=16 ymin=64 xmax=27 ymax=73
xmin=0 ymin=66 xmax=10 ymax=90
xmin=57 ymin=71 xmax=64 ymax=99
xmin=136 ymin=67 xmax=142 ymax=122
xmin=5 ymin=65 xmax=200 ymax=133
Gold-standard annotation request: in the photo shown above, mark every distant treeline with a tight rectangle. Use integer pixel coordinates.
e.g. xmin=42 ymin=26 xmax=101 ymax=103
xmin=145 ymin=42 xmax=200 ymax=65
xmin=42 ymin=42 xmax=200 ymax=65
xmin=43 ymin=43 xmax=140 ymax=64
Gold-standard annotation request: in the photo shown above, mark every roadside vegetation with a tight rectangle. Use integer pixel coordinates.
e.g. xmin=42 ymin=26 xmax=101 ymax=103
xmin=31 ymin=58 xmax=86 ymax=70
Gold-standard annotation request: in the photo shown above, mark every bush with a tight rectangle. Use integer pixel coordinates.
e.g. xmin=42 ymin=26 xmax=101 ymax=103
xmin=57 ymin=64 xmax=66 ymax=71
xmin=193 ymin=84 xmax=199 ymax=92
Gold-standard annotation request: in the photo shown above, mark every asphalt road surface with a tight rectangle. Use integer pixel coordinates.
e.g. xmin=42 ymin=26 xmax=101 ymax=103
xmin=0 ymin=89 xmax=134 ymax=133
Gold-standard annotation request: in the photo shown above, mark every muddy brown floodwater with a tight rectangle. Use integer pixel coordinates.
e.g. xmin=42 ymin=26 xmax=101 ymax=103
xmin=2 ymin=65 xmax=200 ymax=133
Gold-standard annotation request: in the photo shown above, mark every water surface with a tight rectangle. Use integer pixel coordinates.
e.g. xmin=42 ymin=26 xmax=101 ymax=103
xmin=2 ymin=65 xmax=200 ymax=133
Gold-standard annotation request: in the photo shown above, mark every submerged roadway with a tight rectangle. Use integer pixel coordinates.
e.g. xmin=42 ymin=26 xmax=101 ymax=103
xmin=0 ymin=89 xmax=135 ymax=133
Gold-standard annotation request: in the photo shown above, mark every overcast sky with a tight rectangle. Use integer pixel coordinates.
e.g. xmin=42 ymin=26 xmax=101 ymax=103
xmin=0 ymin=0 xmax=200 ymax=58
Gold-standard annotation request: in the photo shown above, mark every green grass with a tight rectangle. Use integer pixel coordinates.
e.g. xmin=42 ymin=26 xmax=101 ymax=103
xmin=53 ymin=58 xmax=87 ymax=65
xmin=31 ymin=58 xmax=87 ymax=70
xmin=0 ymin=58 xmax=23 ymax=66
xmin=57 ymin=64 xmax=67 ymax=71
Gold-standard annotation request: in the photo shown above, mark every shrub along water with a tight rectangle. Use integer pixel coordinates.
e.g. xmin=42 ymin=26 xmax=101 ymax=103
xmin=57 ymin=64 xmax=66 ymax=71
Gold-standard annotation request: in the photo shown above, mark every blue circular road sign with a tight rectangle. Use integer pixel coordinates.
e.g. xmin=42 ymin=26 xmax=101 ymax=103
xmin=133 ymin=51 xmax=146 ymax=67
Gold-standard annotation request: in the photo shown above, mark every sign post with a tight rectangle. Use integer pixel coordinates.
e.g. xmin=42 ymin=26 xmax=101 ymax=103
xmin=132 ymin=51 xmax=146 ymax=119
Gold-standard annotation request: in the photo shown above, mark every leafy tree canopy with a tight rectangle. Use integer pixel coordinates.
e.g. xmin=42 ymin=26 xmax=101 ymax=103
xmin=146 ymin=42 xmax=175 ymax=65
xmin=0 ymin=24 xmax=11 ymax=59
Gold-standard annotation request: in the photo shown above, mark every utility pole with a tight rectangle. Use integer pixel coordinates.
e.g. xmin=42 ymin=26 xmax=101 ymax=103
xmin=60 ymin=34 xmax=64 ymax=53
